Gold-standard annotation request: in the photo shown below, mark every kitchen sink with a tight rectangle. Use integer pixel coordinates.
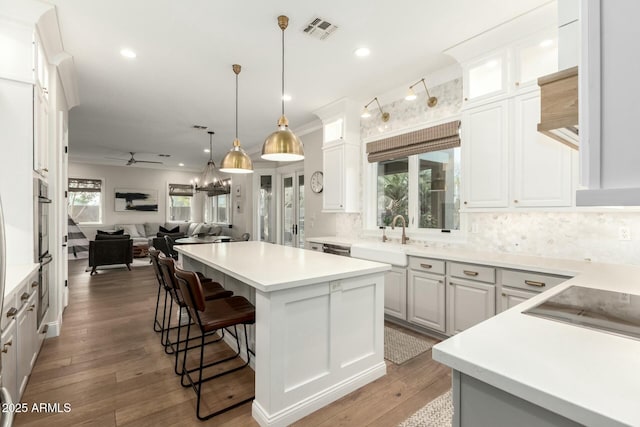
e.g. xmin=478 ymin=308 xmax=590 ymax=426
xmin=350 ymin=242 xmax=408 ymax=267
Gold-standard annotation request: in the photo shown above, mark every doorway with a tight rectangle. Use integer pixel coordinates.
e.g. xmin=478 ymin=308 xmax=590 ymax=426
xmin=281 ymin=171 xmax=304 ymax=247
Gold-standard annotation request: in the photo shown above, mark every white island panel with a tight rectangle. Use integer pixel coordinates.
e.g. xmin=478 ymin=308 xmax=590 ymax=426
xmin=178 ymin=241 xmax=390 ymax=427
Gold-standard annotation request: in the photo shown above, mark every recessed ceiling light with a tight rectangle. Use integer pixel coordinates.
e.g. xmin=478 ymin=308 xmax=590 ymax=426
xmin=120 ymin=48 xmax=137 ymax=59
xmin=539 ymin=39 xmax=554 ymax=48
xmin=354 ymin=47 xmax=370 ymax=57
xmin=282 ymin=94 xmax=292 ymax=102
xmin=178 ymin=163 xmax=184 ymax=167
xmin=204 ymin=148 xmax=210 ymax=153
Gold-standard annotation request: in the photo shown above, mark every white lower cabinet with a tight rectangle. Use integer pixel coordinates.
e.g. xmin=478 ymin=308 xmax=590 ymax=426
xmin=17 ymin=291 xmax=37 ymax=396
xmin=2 ymin=273 xmax=41 ymax=404
xmin=408 ymin=270 xmax=446 ymax=333
xmin=447 ymin=278 xmax=496 ymax=335
xmin=384 ymin=266 xmax=407 ymax=320
xmin=499 ymin=287 xmax=537 ymax=312
xmin=1 ymin=319 xmax=18 ymax=405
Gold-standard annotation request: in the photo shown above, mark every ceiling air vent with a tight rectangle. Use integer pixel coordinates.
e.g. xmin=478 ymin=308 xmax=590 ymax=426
xmin=302 ymin=17 xmax=338 ymax=40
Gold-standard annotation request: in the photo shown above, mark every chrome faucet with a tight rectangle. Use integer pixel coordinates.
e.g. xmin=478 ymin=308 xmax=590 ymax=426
xmin=391 ymin=215 xmax=409 ymax=244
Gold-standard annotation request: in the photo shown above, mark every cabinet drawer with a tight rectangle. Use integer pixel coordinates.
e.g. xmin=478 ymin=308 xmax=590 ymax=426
xmin=408 ymin=257 xmax=445 ymax=275
xmin=501 ymin=269 xmax=569 ymax=292
xmin=1 ymin=295 xmax=18 ymax=332
xmin=448 ymin=262 xmax=496 ymax=283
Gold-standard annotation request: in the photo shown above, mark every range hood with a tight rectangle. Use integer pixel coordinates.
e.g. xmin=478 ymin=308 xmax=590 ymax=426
xmin=537 ymin=66 xmax=579 ymax=150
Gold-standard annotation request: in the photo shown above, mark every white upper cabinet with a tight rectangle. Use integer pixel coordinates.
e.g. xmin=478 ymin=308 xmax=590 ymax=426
xmin=461 ymin=28 xmax=558 ymax=108
xmin=464 ymin=52 xmax=508 ymax=104
xmin=462 ymin=101 xmax=509 ymax=208
xmin=314 ymin=99 xmax=361 ymax=213
xmin=513 ymin=91 xmax=573 ymax=207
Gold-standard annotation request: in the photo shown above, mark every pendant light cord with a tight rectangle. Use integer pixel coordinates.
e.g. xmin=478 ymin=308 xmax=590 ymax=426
xmin=281 ymin=26 xmax=285 ymax=117
xmin=235 ymin=72 xmax=239 ymax=139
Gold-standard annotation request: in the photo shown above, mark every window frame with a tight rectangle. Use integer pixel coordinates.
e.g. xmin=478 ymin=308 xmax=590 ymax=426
xmin=362 ymin=116 xmax=466 ymax=242
xmin=68 ymin=177 xmax=104 ymax=225
xmin=167 ymin=183 xmax=194 ymax=222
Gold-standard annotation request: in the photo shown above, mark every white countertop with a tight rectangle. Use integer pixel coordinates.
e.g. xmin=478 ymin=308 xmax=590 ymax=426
xmin=176 ymin=241 xmax=391 ymax=293
xmin=433 ymin=262 xmax=640 ymax=427
xmin=5 ymin=263 xmax=39 ymax=298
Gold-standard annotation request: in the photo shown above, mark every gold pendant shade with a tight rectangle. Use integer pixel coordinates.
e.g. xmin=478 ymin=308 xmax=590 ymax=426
xmin=220 ymin=64 xmax=254 ymax=173
xmin=261 ymin=15 xmax=304 ymax=162
xmin=261 ymin=115 xmax=304 ymax=162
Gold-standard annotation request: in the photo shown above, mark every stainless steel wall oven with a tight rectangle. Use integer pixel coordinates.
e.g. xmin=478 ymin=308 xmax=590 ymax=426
xmin=35 ymin=178 xmax=51 ymax=327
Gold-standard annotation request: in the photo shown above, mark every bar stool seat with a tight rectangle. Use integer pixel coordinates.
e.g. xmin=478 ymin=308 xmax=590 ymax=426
xmin=198 ymin=297 xmax=255 ymax=332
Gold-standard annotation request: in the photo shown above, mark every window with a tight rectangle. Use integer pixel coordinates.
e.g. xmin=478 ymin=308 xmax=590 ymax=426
xmin=68 ymin=178 xmax=102 ymax=224
xmin=368 ymin=120 xmax=461 ymax=231
xmin=205 ymin=179 xmax=232 ymax=224
xmin=206 ymin=194 xmax=231 ymax=224
xmin=168 ymin=184 xmax=193 ymax=221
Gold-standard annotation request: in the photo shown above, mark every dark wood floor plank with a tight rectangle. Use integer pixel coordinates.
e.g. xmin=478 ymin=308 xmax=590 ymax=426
xmin=15 ymin=259 xmax=451 ymax=427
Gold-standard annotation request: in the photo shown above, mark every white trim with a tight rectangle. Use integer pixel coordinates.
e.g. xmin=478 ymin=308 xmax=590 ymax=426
xmin=45 ymin=320 xmax=60 ymax=338
xmin=579 ymin=0 xmax=601 ymax=190
xmin=251 ymin=362 xmax=386 ymax=427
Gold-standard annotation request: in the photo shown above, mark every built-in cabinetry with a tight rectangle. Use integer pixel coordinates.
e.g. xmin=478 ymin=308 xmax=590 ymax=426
xmin=33 ymin=33 xmax=50 ymax=178
xmin=407 ymin=258 xmax=446 ymax=333
xmin=388 ymin=254 xmax=571 ymax=337
xmin=447 ymin=262 xmax=496 ymax=335
xmin=384 ymin=266 xmax=407 ymax=320
xmin=456 ymin=28 xmax=576 ymax=210
xmin=313 ymin=99 xmax=361 ymax=213
xmin=1 ymin=270 xmax=44 ymax=404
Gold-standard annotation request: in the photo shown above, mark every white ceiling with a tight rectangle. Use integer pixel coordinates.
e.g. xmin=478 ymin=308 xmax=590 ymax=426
xmin=51 ymin=0 xmax=552 ymax=171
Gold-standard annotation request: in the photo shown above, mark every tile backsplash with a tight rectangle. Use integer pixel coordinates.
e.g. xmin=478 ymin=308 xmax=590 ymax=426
xmin=466 ymin=211 xmax=640 ymax=265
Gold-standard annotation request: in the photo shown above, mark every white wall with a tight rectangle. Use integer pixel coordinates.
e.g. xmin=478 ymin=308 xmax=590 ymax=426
xmin=303 ymin=128 xmax=336 ymax=240
xmin=68 ymin=162 xmax=203 ymax=239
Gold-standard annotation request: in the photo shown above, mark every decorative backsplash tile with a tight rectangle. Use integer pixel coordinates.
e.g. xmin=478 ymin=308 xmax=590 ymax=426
xmin=360 ymin=78 xmax=462 ymax=140
xmin=466 ymin=211 xmax=640 ymax=265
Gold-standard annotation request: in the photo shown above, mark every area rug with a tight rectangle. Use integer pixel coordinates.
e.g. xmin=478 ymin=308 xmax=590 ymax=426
xmin=384 ymin=326 xmax=437 ymax=364
xmin=398 ymin=390 xmax=453 ymax=427
xmin=78 ymin=257 xmax=152 ymax=272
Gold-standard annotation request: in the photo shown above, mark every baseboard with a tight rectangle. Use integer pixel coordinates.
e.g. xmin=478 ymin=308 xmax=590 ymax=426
xmin=251 ymin=362 xmax=386 ymax=427
xmin=45 ymin=320 xmax=60 ymax=338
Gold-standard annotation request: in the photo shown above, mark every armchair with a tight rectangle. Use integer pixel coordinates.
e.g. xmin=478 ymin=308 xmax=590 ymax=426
xmin=89 ymin=234 xmax=134 ymax=275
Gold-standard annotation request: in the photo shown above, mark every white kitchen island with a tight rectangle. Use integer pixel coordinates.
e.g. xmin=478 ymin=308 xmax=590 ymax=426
xmin=176 ymin=241 xmax=391 ymax=427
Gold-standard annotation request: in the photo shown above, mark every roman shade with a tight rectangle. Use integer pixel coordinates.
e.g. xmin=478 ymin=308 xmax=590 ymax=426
xmin=168 ymin=184 xmax=194 ymax=197
xmin=366 ymin=120 xmax=461 ymax=163
xmin=68 ymin=178 xmax=102 ymax=192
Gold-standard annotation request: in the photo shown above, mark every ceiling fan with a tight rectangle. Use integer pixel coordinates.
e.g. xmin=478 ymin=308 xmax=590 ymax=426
xmin=107 ymin=152 xmax=163 ymax=166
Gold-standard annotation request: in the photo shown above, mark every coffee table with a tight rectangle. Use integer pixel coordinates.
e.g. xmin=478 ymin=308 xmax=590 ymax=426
xmin=132 ymin=242 xmax=150 ymax=258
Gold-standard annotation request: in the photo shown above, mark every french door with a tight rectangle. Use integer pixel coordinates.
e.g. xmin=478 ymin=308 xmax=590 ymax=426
xmin=281 ymin=171 xmax=304 ymax=247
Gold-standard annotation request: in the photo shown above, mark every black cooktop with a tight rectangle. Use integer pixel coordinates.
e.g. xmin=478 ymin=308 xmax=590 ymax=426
xmin=523 ymin=285 xmax=640 ymax=340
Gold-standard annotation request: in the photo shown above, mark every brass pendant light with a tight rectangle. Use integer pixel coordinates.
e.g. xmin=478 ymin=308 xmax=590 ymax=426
xmin=261 ymin=15 xmax=304 ymax=162
xmin=220 ymin=64 xmax=254 ymax=174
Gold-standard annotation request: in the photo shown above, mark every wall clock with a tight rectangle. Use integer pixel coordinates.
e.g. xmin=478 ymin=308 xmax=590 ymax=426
xmin=310 ymin=171 xmax=323 ymax=193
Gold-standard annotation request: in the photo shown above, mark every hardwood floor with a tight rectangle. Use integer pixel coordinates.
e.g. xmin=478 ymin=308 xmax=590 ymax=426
xmin=15 ymin=259 xmax=450 ymax=426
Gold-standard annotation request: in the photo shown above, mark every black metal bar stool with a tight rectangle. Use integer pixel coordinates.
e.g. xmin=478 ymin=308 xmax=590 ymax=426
xmin=174 ymin=267 xmax=255 ymax=421
xmin=158 ymin=256 xmax=232 ymax=366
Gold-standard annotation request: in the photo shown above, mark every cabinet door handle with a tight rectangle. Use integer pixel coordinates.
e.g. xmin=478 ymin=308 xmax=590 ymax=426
xmin=501 ymin=293 xmax=506 ymax=297
xmin=524 ymin=280 xmax=545 ymax=288
xmin=420 ymin=263 xmax=432 ymax=269
xmin=32 ymin=281 xmax=39 ymax=288
xmin=28 ymin=304 xmax=36 ymax=311
xmin=6 ymin=307 xmax=17 ymax=318
xmin=21 ymin=292 xmax=29 ymax=301
xmin=463 ymin=270 xmax=479 ymax=277
xmin=2 ymin=340 xmax=12 ymax=353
